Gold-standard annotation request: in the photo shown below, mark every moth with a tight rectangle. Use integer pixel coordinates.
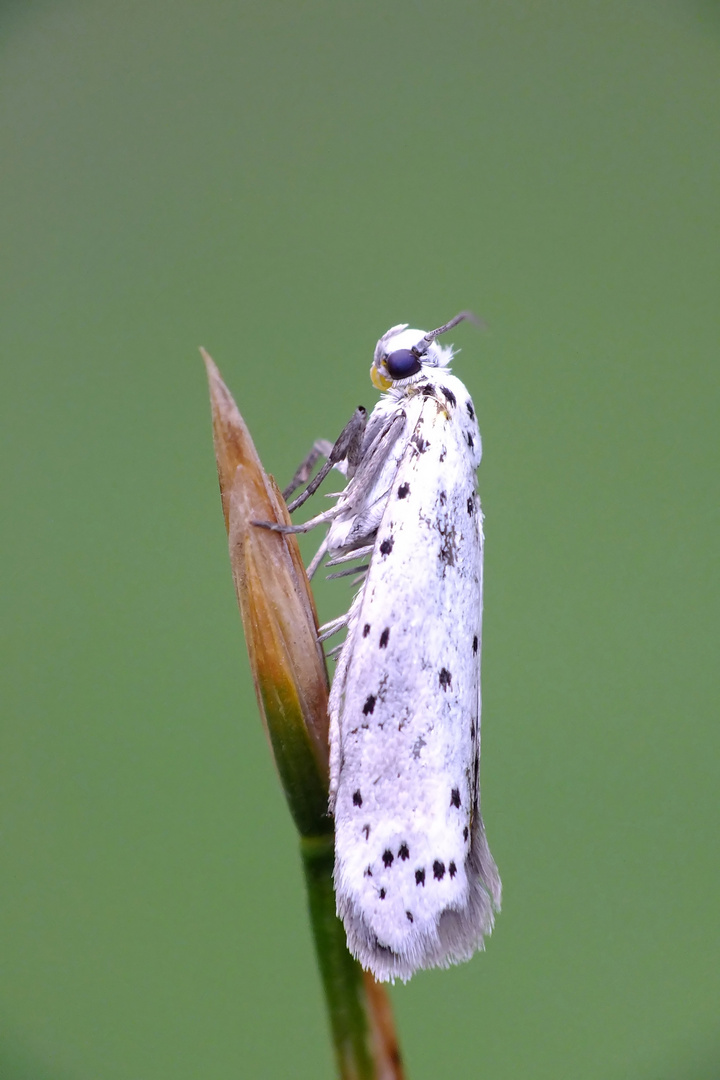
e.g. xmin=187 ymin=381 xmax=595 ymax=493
xmin=260 ymin=312 xmax=501 ymax=982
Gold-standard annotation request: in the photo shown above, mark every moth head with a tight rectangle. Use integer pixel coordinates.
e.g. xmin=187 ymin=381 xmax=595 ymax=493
xmin=370 ymin=311 xmax=479 ymax=391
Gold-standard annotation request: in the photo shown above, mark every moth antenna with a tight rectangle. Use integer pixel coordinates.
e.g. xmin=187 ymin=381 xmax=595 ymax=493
xmin=412 ymin=310 xmax=483 ymax=356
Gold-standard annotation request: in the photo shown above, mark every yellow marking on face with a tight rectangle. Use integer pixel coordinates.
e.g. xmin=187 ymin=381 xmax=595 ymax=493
xmin=371 ymin=364 xmax=392 ymax=391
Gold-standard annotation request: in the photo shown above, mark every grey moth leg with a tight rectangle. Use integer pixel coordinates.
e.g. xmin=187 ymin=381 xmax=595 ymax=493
xmin=282 ymin=439 xmax=334 ymax=502
xmin=285 ymin=406 xmax=367 ymax=514
xmin=252 ymin=406 xmax=368 ymax=535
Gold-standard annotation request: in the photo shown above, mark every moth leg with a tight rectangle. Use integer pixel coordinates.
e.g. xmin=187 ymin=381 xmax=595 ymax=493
xmin=281 ymin=439 xmax=334 ymax=502
xmin=285 ymin=406 xmax=367 ymax=514
xmin=306 ymin=536 xmax=329 ymax=580
xmin=252 ymin=406 xmax=367 ymax=537
xmin=343 ymin=410 xmax=406 ymax=512
xmin=252 ymin=503 xmax=342 ymax=535
xmin=317 ymin=612 xmax=351 ymax=641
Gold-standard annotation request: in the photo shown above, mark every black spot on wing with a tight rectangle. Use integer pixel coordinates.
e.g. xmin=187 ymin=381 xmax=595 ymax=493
xmin=379 ymin=888 xmax=386 ymax=899
xmin=472 ymin=635 xmax=478 ymax=654
xmin=440 ymin=385 xmax=457 ymax=407
xmin=362 ymin=824 xmax=370 ymax=839
xmin=433 ymin=860 xmax=446 ymax=881
xmin=451 ymin=788 xmax=461 ymax=808
xmin=382 ymin=849 xmax=394 ymax=867
xmin=463 ymin=826 xmax=469 ymax=841
xmin=449 ymin=861 xmax=457 ymax=878
xmin=379 ymin=627 xmax=390 ymax=648
xmin=363 ymin=695 xmax=376 ymax=715
xmin=353 ymin=790 xmax=363 ymax=807
xmin=439 ymin=668 xmax=452 ymax=690
xmin=406 ymin=910 xmax=414 ymax=922
xmin=398 ymin=843 xmax=410 ymax=860
xmin=379 ymin=537 xmax=394 ymax=556
xmin=439 ymin=528 xmax=456 ymax=567
xmin=397 ymin=482 xmax=410 ymax=499
xmin=466 ymin=401 xmax=475 ymax=420
xmin=415 ymin=868 xmax=425 ymax=886
xmin=467 ymin=494 xmax=476 ymax=515
xmin=412 ymin=434 xmax=429 ymax=454
xmin=466 ymin=432 xmax=474 ymax=448
xmin=363 ymin=623 xmax=371 ymax=637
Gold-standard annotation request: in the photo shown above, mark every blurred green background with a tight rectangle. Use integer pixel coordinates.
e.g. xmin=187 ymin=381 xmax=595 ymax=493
xmin=2 ymin=1 xmax=718 ymax=1077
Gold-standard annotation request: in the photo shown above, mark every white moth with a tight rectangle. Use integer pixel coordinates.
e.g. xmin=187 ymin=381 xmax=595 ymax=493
xmin=262 ymin=312 xmax=501 ymax=982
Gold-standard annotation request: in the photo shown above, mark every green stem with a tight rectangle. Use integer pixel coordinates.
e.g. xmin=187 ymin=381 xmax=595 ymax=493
xmin=301 ymin=835 xmax=376 ymax=1080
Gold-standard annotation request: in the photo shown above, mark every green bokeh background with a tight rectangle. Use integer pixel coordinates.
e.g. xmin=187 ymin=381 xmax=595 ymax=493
xmin=2 ymin=2 xmax=718 ymax=1077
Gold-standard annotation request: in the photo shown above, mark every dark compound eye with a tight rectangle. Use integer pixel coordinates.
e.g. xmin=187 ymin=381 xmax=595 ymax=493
xmin=385 ymin=348 xmax=423 ymax=380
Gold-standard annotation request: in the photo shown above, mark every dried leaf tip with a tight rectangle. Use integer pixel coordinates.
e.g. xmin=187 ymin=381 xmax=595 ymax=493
xmin=203 ymin=349 xmax=331 ymax=838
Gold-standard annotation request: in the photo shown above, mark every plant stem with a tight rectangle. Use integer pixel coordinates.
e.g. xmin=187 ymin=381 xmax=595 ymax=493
xmin=301 ymin=836 xmax=405 ymax=1080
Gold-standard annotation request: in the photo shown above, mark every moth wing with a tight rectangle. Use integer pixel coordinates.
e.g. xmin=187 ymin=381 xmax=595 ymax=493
xmin=331 ymin=376 xmax=500 ymax=982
